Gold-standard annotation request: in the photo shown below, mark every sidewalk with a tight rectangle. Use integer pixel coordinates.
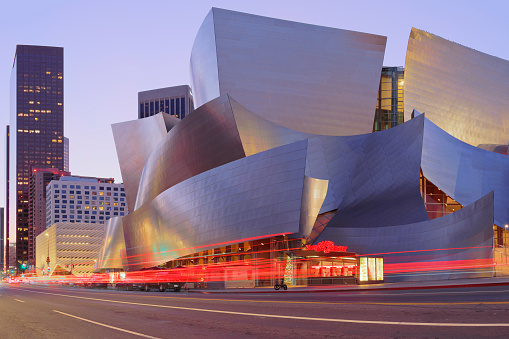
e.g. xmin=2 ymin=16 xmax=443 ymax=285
xmin=187 ymin=276 xmax=509 ymax=294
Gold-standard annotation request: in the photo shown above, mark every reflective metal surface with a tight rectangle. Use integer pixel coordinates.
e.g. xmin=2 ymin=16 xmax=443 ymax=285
xmin=190 ymin=8 xmax=386 ymax=136
xmin=318 ymin=191 xmax=494 ymax=281
xmin=112 ymin=113 xmax=179 ymax=211
xmin=134 ymin=95 xmax=247 ymax=210
xmin=404 ymin=28 xmax=509 ymax=147
xmin=421 ymin=115 xmax=509 ymax=228
xmin=306 ymin=114 xmax=429 ymax=226
xmin=95 ymin=217 xmax=125 ymax=271
xmin=123 ymin=140 xmax=309 ymax=270
xmin=298 ymin=177 xmax=328 ymax=239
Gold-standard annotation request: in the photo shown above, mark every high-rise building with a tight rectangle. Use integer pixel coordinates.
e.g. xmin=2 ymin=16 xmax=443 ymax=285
xmin=5 ymin=125 xmax=9 ymax=272
xmin=0 ymin=207 xmax=4 ymax=271
xmin=27 ymin=168 xmax=70 ymax=265
xmin=373 ymin=66 xmax=404 ymax=132
xmin=138 ymin=85 xmax=193 ymax=119
xmin=8 ymin=45 xmax=64 ymax=266
xmin=63 ymin=137 xmax=69 ymax=172
xmin=45 ymin=176 xmax=126 ymax=228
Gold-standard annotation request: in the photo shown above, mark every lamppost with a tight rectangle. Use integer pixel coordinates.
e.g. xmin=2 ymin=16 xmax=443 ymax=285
xmin=45 ymin=233 xmax=50 ymax=275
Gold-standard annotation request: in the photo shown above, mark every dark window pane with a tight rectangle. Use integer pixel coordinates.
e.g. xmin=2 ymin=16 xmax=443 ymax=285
xmin=181 ymin=97 xmax=186 ymax=118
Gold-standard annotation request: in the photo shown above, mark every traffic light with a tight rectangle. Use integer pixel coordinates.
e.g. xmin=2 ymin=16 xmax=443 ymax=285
xmin=20 ymin=263 xmax=27 ymax=271
xmin=47 ymin=267 xmax=51 ymax=272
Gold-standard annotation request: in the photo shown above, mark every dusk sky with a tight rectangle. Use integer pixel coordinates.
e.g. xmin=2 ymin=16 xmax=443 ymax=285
xmin=1 ymin=0 xmax=508 ymax=237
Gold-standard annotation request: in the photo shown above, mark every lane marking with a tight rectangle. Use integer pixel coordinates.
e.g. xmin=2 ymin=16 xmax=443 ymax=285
xmin=14 ymin=286 xmax=509 ymax=306
xmin=14 ymin=299 xmax=25 ymax=303
xmin=53 ymin=310 xmax=160 ymax=338
xmin=19 ymin=289 xmax=509 ymax=327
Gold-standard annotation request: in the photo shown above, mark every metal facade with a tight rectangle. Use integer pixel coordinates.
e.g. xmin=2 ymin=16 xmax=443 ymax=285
xmin=421 ymin=114 xmax=509 ymax=228
xmin=190 ymin=8 xmax=386 ymax=136
xmin=404 ymin=28 xmax=509 ymax=147
xmin=112 ymin=113 xmax=180 ymax=211
xmin=134 ymin=95 xmax=247 ymax=210
xmin=318 ymin=191 xmax=494 ymax=280
xmin=102 ymin=11 xmax=509 ymax=280
xmin=123 ymin=140 xmax=310 ymax=270
xmin=305 ymin=114 xmax=429 ymax=226
xmin=95 ymin=217 xmax=125 ymax=271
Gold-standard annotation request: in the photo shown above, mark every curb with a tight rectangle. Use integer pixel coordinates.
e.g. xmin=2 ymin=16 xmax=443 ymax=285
xmin=187 ymin=281 xmax=509 ymax=294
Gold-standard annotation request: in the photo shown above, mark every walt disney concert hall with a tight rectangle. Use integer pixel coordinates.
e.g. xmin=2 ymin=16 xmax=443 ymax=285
xmin=95 ymin=8 xmax=509 ymax=286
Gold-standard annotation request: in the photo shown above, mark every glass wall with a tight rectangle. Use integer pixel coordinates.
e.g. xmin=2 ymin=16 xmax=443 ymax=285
xmin=373 ymin=66 xmax=404 ymax=132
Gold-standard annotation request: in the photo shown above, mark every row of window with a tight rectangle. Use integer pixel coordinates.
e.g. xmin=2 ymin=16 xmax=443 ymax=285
xmin=52 ymin=190 xmax=124 ymax=196
xmin=50 ymin=184 xmax=122 ymax=190
xmin=50 ymin=199 xmax=126 ymax=205
xmin=139 ymin=96 xmax=188 ymax=119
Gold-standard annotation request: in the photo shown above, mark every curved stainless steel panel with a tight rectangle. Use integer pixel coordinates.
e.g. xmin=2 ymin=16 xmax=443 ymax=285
xmin=298 ymin=177 xmax=328 ymax=239
xmin=95 ymin=217 xmax=125 ymax=271
xmin=112 ymin=113 xmax=179 ymax=211
xmin=318 ymin=191 xmax=494 ymax=280
xmin=404 ymin=27 xmax=509 ymax=147
xmin=307 ymin=113 xmax=429 ymax=226
xmin=134 ymin=95 xmax=247 ymax=210
xmin=421 ymin=116 xmax=509 ymax=228
xmin=190 ymin=8 xmax=386 ymax=136
xmin=123 ymin=140 xmax=309 ymax=270
xmin=229 ymin=96 xmax=312 ymax=156
xmin=190 ymin=9 xmax=220 ymax=110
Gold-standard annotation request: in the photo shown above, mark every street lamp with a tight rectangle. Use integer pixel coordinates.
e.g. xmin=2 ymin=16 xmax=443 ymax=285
xmin=45 ymin=233 xmax=50 ymax=273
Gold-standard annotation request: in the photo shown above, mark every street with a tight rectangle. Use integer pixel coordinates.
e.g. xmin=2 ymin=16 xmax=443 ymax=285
xmin=1 ymin=283 xmax=509 ymax=338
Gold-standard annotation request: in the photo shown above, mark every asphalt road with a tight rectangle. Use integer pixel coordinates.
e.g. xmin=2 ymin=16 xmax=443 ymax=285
xmin=1 ymin=283 xmax=509 ymax=338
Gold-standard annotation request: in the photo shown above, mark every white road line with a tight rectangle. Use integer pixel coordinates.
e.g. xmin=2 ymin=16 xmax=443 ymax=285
xmin=14 ymin=299 xmax=25 ymax=303
xmin=53 ymin=310 xmax=160 ymax=338
xmin=19 ymin=288 xmax=509 ymax=327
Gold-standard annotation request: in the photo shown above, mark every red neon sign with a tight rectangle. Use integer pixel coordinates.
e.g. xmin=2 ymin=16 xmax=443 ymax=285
xmin=305 ymin=241 xmax=347 ymax=253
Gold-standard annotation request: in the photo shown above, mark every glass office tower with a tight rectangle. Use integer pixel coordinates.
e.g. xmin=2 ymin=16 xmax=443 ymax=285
xmin=9 ymin=45 xmax=64 ymax=266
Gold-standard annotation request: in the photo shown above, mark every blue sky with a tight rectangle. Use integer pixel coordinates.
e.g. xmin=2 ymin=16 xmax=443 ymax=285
xmin=1 ymin=0 xmax=508 ymax=237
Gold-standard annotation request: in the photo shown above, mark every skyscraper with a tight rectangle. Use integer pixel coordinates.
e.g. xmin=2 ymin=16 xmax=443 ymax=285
xmin=0 ymin=207 xmax=4 ymax=271
xmin=8 ymin=45 xmax=65 ymax=266
xmin=27 ymin=168 xmax=69 ymax=265
xmin=138 ymin=85 xmax=193 ymax=120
